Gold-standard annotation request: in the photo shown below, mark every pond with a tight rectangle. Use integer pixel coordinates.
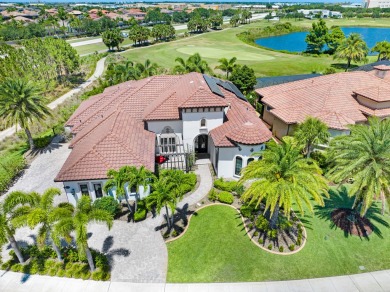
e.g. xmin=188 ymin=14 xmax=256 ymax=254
xmin=255 ymin=27 xmax=390 ymax=54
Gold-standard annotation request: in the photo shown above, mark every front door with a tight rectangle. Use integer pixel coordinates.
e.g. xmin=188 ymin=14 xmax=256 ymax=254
xmin=195 ymin=135 xmax=208 ymax=153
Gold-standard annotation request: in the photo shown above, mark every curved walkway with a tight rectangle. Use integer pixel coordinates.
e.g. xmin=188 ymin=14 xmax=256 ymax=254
xmin=0 ymin=57 xmax=106 ymax=142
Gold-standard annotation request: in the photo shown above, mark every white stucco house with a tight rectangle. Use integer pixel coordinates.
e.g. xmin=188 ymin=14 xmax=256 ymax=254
xmin=55 ymin=73 xmax=272 ymax=205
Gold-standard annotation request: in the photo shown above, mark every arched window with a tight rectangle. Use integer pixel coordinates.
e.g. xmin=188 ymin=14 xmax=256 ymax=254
xmin=235 ymin=156 xmax=243 ymax=176
xmin=247 ymin=158 xmax=255 ymax=165
xmin=200 ymin=118 xmax=206 ymax=127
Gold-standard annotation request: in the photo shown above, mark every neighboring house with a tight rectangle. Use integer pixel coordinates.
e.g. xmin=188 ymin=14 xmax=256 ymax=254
xmin=365 ymin=0 xmax=390 ymax=8
xmin=255 ymin=74 xmax=321 ymax=89
xmin=55 ymin=73 xmax=272 ymax=205
xmin=256 ymin=65 xmax=390 ymax=140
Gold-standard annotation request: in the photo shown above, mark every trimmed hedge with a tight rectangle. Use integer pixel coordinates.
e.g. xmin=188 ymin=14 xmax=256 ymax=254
xmin=0 ymin=153 xmax=26 ymax=193
xmin=217 ymin=191 xmax=234 ymax=204
xmin=214 ymin=178 xmax=244 ymax=195
xmin=93 ymin=196 xmax=120 ymax=217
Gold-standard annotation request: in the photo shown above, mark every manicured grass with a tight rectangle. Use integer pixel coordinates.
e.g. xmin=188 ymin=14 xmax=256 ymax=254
xmin=167 ymin=187 xmax=390 ymax=282
xmin=119 ymin=19 xmax=387 ymax=77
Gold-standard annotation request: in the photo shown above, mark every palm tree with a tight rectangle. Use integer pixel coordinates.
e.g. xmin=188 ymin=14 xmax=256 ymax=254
xmin=0 ymin=78 xmax=50 ymax=150
xmin=114 ymin=60 xmax=136 ymax=82
xmin=294 ymin=116 xmax=330 ymax=158
xmin=12 ymin=188 xmax=73 ymax=261
xmin=334 ymin=33 xmax=368 ymax=71
xmin=55 ymin=196 xmax=112 ymax=271
xmin=128 ymin=166 xmax=155 ymax=212
xmin=240 ymin=137 xmax=328 ymax=229
xmin=134 ymin=59 xmax=159 ymax=79
xmin=215 ymin=57 xmax=238 ymax=79
xmin=162 ymin=169 xmax=193 ymax=200
xmin=327 ymin=117 xmax=390 ymax=216
xmin=174 ymin=53 xmax=211 ymax=74
xmin=371 ymin=41 xmax=390 ymax=61
xmin=0 ymin=191 xmax=35 ymax=264
xmin=146 ymin=176 xmax=177 ymax=230
xmin=104 ymin=166 xmax=133 ymax=215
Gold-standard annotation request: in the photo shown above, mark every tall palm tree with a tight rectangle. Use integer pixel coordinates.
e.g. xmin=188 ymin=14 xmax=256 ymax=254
xmin=215 ymin=57 xmax=238 ymax=79
xmin=334 ymin=33 xmax=368 ymax=71
xmin=371 ymin=40 xmax=390 ymax=61
xmin=128 ymin=166 xmax=155 ymax=212
xmin=12 ymin=188 xmax=73 ymax=261
xmin=134 ymin=59 xmax=159 ymax=79
xmin=294 ymin=116 xmax=330 ymax=158
xmin=0 ymin=78 xmax=50 ymax=150
xmin=174 ymin=53 xmax=211 ymax=74
xmin=114 ymin=60 xmax=136 ymax=82
xmin=240 ymin=137 xmax=328 ymax=229
xmin=0 ymin=191 xmax=35 ymax=264
xmin=55 ymin=196 xmax=112 ymax=271
xmin=146 ymin=176 xmax=177 ymax=230
xmin=327 ymin=117 xmax=390 ymax=216
xmin=104 ymin=166 xmax=133 ymax=215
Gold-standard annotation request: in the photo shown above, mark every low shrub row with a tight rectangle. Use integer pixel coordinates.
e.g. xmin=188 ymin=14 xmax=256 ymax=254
xmin=208 ymin=188 xmax=234 ymax=205
xmin=213 ymin=178 xmax=244 ymax=195
xmin=2 ymin=245 xmax=110 ymax=281
xmin=93 ymin=196 xmax=121 ymax=217
xmin=0 ymin=153 xmax=26 ymax=193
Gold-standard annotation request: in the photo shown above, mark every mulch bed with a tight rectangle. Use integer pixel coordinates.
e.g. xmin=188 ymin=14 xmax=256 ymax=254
xmin=331 ymin=208 xmax=373 ymax=237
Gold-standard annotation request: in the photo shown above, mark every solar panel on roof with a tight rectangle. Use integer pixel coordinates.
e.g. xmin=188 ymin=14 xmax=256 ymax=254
xmin=203 ymin=74 xmax=224 ymax=97
xmin=227 ymin=82 xmax=247 ymax=102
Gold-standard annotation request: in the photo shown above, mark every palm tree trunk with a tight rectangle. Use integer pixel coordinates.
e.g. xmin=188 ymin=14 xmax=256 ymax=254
xmin=306 ymin=142 xmax=312 ymax=159
xmin=8 ymin=235 xmax=25 ymax=264
xmin=165 ymin=204 xmax=171 ymax=230
xmin=346 ymin=58 xmax=351 ymax=72
xmin=380 ymin=191 xmax=386 ymax=215
xmin=269 ymin=204 xmax=280 ymax=230
xmin=124 ymin=194 xmax=132 ymax=217
xmin=24 ymin=127 xmax=34 ymax=150
xmin=85 ymin=246 xmax=95 ymax=271
xmin=52 ymin=241 xmax=62 ymax=261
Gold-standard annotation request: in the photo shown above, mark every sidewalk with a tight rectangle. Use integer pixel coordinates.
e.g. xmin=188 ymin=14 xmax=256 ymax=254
xmin=1 ymin=269 xmax=390 ymax=292
xmin=0 ymin=57 xmax=106 ymax=142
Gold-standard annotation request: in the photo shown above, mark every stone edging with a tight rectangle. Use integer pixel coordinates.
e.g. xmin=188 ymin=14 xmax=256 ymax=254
xmin=165 ymin=203 xmax=307 ymax=255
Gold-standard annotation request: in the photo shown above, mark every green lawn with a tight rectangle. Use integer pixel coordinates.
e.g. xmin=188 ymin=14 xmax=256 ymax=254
xmin=119 ymin=19 xmax=387 ymax=77
xmin=167 ymin=187 xmax=390 ymax=282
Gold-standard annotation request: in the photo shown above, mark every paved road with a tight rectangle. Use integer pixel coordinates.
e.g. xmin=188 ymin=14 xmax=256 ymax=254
xmin=0 ymin=57 xmax=106 ymax=142
xmin=1 ymin=269 xmax=390 ymax=291
xmin=69 ymin=13 xmax=267 ymax=48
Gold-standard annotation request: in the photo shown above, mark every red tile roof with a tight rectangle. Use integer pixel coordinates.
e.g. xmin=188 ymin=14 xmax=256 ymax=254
xmin=257 ymin=71 xmax=390 ymax=130
xmin=55 ymin=73 xmax=271 ymax=181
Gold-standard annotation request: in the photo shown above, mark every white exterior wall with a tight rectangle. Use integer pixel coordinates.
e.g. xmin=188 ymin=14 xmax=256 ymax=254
xmin=182 ymin=109 xmax=224 ymax=149
xmin=62 ymin=180 xmax=149 ymax=206
xmin=217 ymin=143 xmax=266 ymax=179
xmin=147 ymin=120 xmax=183 ymax=137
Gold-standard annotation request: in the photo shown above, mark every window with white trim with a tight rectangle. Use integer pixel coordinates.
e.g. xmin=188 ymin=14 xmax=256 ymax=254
xmin=235 ymin=156 xmax=243 ymax=176
xmin=200 ymin=118 xmax=206 ymax=127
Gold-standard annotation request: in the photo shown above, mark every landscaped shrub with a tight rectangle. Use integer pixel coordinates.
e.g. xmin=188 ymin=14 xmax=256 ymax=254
xmin=268 ymin=244 xmax=273 ymax=250
xmin=240 ymin=205 xmax=254 ymax=218
xmin=3 ymin=245 xmax=110 ymax=280
xmin=217 ymin=191 xmax=234 ymax=204
xmin=279 ymin=246 xmax=284 ymax=252
xmin=208 ymin=188 xmax=218 ymax=201
xmin=258 ymin=238 xmax=264 ymax=244
xmin=247 ymin=223 xmax=253 ymax=230
xmin=289 ymin=244 xmax=295 ymax=251
xmin=93 ymin=196 xmax=120 ymax=217
xmin=0 ymin=153 xmax=26 ymax=193
xmin=253 ymin=231 xmax=259 ymax=237
xmin=267 ymin=229 xmax=278 ymax=240
xmin=255 ymin=215 xmax=269 ymax=231
xmin=214 ymin=178 xmax=237 ymax=192
xmin=134 ymin=208 xmax=147 ymax=222
xmin=172 ymin=230 xmax=178 ymax=237
xmin=33 ymin=130 xmax=55 ymax=149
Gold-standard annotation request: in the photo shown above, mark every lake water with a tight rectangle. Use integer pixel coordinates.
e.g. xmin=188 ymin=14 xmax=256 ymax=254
xmin=255 ymin=27 xmax=390 ymax=54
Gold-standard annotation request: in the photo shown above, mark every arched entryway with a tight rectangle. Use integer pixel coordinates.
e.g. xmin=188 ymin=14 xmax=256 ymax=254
xmin=194 ymin=134 xmax=208 ymax=154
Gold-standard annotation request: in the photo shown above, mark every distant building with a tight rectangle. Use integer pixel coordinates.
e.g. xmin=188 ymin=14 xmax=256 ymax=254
xmin=297 ymin=9 xmax=343 ymax=19
xmin=365 ymin=0 xmax=390 ymax=8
